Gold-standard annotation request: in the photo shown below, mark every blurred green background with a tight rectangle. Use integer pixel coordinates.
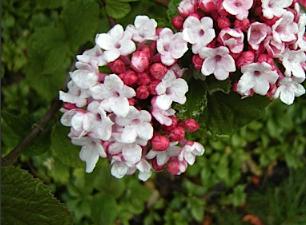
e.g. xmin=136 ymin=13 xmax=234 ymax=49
xmin=1 ymin=0 xmax=306 ymax=225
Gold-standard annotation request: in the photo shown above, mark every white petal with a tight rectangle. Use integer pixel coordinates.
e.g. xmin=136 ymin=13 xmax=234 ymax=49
xmin=201 ymin=58 xmax=216 ymax=76
xmin=156 ymin=95 xmax=172 ymax=110
xmin=111 ymin=162 xmax=128 ymax=179
xmin=137 ymin=123 xmax=154 ymax=141
xmin=122 ymin=144 xmax=142 ymax=164
xmin=80 ymin=143 xmax=105 ymax=173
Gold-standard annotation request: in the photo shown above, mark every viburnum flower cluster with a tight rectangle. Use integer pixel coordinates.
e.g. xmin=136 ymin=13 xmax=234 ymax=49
xmin=173 ymin=0 xmax=306 ymax=105
xmin=59 ymin=16 xmax=204 ymax=181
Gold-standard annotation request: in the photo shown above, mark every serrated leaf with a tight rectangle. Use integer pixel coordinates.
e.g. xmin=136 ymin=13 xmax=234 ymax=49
xmin=206 ymin=93 xmax=270 ymax=135
xmin=61 ymin=0 xmax=99 ymax=49
xmin=51 ymin=123 xmax=82 ymax=167
xmin=105 ymin=0 xmax=131 ymax=19
xmin=1 ymin=166 xmax=73 ymax=225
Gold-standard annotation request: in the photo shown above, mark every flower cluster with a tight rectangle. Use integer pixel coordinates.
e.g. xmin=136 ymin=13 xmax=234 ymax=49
xmin=59 ymin=16 xmax=204 ymax=181
xmin=173 ymin=0 xmax=306 ymax=105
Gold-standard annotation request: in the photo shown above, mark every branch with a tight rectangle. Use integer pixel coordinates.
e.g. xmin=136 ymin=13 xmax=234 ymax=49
xmin=1 ymin=99 xmax=62 ymax=166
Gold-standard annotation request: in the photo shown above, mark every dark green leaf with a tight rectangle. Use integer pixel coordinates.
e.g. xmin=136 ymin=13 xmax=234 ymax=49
xmin=91 ymin=194 xmax=118 ymax=225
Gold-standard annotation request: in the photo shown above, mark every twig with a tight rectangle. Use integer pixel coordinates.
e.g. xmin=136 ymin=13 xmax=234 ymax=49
xmin=1 ymin=99 xmax=62 ymax=166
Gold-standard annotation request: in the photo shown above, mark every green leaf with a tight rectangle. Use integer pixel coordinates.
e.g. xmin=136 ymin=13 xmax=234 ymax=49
xmin=1 ymin=166 xmax=73 ymax=225
xmin=51 ymin=123 xmax=82 ymax=167
xmin=105 ymin=0 xmax=132 ymax=19
xmin=91 ymin=194 xmax=118 ymax=225
xmin=205 ymin=76 xmax=232 ymax=95
xmin=61 ymin=0 xmax=100 ymax=49
xmin=206 ymin=93 xmax=270 ymax=135
xmin=167 ymin=0 xmax=181 ymax=24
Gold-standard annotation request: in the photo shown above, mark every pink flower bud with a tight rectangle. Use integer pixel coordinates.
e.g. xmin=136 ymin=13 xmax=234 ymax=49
xmin=167 ymin=159 xmax=180 ymax=175
xmin=169 ymin=126 xmax=185 ymax=141
xmin=234 ymin=19 xmax=250 ymax=32
xmin=150 ymin=63 xmax=168 ymax=80
xmin=138 ymin=72 xmax=151 ymax=86
xmin=63 ymin=103 xmax=77 ymax=110
xmin=258 ymin=54 xmax=276 ymax=69
xmin=183 ymin=118 xmax=200 ymax=133
xmin=120 ymin=70 xmax=138 ymax=86
xmin=237 ymin=51 xmax=255 ymax=68
xmin=218 ymin=17 xmax=231 ymax=29
xmin=152 ymin=159 xmax=164 ymax=171
xmin=148 ymin=80 xmax=160 ymax=95
xmin=163 ymin=116 xmax=178 ymax=131
xmin=131 ymin=51 xmax=150 ymax=73
xmin=192 ymin=55 xmax=204 ymax=70
xmin=136 ymin=85 xmax=150 ymax=99
xmin=151 ymin=135 xmax=170 ymax=151
xmin=128 ymin=98 xmax=136 ymax=106
xmin=108 ymin=59 xmax=126 ymax=74
xmin=172 ymin=15 xmax=184 ymax=30
xmin=299 ymin=0 xmax=306 ymax=7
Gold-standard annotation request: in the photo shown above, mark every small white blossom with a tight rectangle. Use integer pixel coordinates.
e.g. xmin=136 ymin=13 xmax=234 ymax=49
xmin=157 ymin=28 xmax=188 ymax=66
xmin=152 ymin=106 xmax=176 ymax=126
xmin=146 ymin=142 xmax=181 ymax=166
xmin=155 ymin=70 xmax=188 ymax=110
xmin=282 ymin=49 xmax=306 ymax=79
xmin=111 ymin=161 xmax=129 ymax=179
xmin=237 ymin=62 xmax=279 ymax=96
xmin=199 ymin=46 xmax=236 ymax=80
xmin=70 ymin=64 xmax=99 ymax=89
xmin=262 ymin=0 xmax=293 ymax=19
xmin=178 ymin=0 xmax=196 ymax=15
xmin=272 ymin=11 xmax=298 ymax=43
xmin=274 ymin=77 xmax=305 ymax=105
xmin=108 ymin=142 xmax=142 ymax=165
xmin=127 ymin=15 xmax=157 ymax=42
xmin=182 ymin=16 xmax=216 ymax=54
xmin=248 ymin=22 xmax=271 ymax=50
xmin=219 ymin=28 xmax=244 ymax=54
xmin=136 ymin=159 xmax=152 ymax=181
xmin=76 ymin=45 xmax=106 ymax=67
xmin=223 ymin=0 xmax=253 ymax=20
xmin=59 ymin=81 xmax=89 ymax=107
xmin=96 ymin=25 xmax=136 ymax=62
xmin=178 ymin=142 xmax=205 ymax=165
xmin=296 ymin=14 xmax=306 ymax=51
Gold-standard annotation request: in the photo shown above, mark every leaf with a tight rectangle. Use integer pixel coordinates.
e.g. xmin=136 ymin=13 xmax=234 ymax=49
xmin=51 ymin=123 xmax=82 ymax=167
xmin=61 ymin=0 xmax=100 ymax=49
xmin=206 ymin=93 xmax=270 ymax=135
xmin=1 ymin=166 xmax=73 ymax=225
xmin=167 ymin=0 xmax=181 ymax=24
xmin=105 ymin=0 xmax=132 ymax=19
xmin=91 ymin=194 xmax=118 ymax=225
xmin=205 ymin=76 xmax=231 ymax=95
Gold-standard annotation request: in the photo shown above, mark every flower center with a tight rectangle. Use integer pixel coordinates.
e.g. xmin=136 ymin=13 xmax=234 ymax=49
xmin=166 ymin=88 xmax=172 ymax=95
xmin=235 ymin=1 xmax=242 ymax=7
xmin=115 ymin=43 xmax=121 ymax=49
xmin=215 ymin=55 xmax=222 ymax=62
xmin=132 ymin=118 xmax=140 ymax=124
xmin=113 ymin=91 xmax=120 ymax=97
xmin=164 ymin=43 xmax=170 ymax=51
xmin=199 ymin=29 xmax=205 ymax=36
xmin=254 ymin=71 xmax=261 ymax=76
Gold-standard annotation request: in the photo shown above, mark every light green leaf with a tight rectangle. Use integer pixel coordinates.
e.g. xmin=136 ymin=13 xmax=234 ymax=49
xmin=105 ymin=0 xmax=131 ymax=19
xmin=1 ymin=166 xmax=73 ymax=225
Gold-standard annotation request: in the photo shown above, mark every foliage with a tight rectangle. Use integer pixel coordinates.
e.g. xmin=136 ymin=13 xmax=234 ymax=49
xmin=1 ymin=0 xmax=306 ymax=225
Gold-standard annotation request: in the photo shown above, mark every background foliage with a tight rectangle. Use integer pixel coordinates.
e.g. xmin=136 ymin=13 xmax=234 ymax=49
xmin=1 ymin=0 xmax=306 ymax=225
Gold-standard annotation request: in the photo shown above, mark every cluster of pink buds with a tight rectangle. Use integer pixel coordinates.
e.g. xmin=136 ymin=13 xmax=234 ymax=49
xmin=59 ymin=16 xmax=204 ymax=181
xmin=173 ymin=0 xmax=306 ymax=105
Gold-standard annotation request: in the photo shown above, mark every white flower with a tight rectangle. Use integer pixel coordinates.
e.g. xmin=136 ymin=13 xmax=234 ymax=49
xmin=219 ymin=28 xmax=244 ymax=54
xmin=264 ymin=35 xmax=285 ymax=57
xmin=237 ymin=62 xmax=279 ymax=96
xmin=182 ymin=16 xmax=216 ymax=54
xmin=155 ymin=70 xmax=188 ymax=110
xmin=59 ymin=81 xmax=89 ymax=107
xmin=146 ymin=142 xmax=181 ymax=166
xmin=76 ymin=45 xmax=106 ymax=67
xmin=90 ymin=74 xmax=135 ymax=117
xmin=152 ymin=106 xmax=176 ymax=126
xmin=248 ymin=22 xmax=271 ymax=50
xmin=222 ymin=0 xmax=253 ymax=20
xmin=72 ymin=137 xmax=106 ymax=173
xmin=157 ymin=28 xmax=188 ymax=66
xmin=108 ymin=142 xmax=143 ymax=165
xmin=115 ymin=106 xmax=153 ymax=143
xmin=272 ymin=11 xmax=298 ymax=43
xmin=274 ymin=77 xmax=305 ymax=105
xmin=178 ymin=142 xmax=205 ymax=165
xmin=127 ymin=15 xmax=157 ymax=42
xmin=282 ymin=49 xmax=306 ymax=79
xmin=96 ymin=24 xmax=136 ymax=62
xmin=199 ymin=46 xmax=236 ymax=80
xmin=136 ymin=159 xmax=152 ymax=181
xmin=262 ymin=0 xmax=293 ymax=19
xmin=70 ymin=64 xmax=99 ymax=89
xmin=296 ymin=14 xmax=306 ymax=51
xmin=178 ymin=0 xmax=196 ymax=16
xmin=111 ymin=161 xmax=129 ymax=179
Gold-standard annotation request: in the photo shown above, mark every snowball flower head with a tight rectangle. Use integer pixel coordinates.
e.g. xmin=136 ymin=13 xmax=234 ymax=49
xmin=157 ymin=28 xmax=188 ymax=66
xmin=96 ymin=25 xmax=136 ymax=62
xmin=199 ymin=46 xmax=236 ymax=80
xmin=223 ymin=0 xmax=253 ymax=20
xmin=155 ymin=70 xmax=188 ymax=110
xmin=237 ymin=62 xmax=279 ymax=96
xmin=182 ymin=16 xmax=216 ymax=54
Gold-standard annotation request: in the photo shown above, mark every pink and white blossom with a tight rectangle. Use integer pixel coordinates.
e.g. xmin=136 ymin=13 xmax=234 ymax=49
xmin=136 ymin=159 xmax=152 ymax=181
xmin=76 ymin=45 xmax=106 ymax=67
xmin=237 ymin=62 xmax=279 ymax=96
xmin=199 ymin=46 xmax=236 ymax=80
xmin=178 ymin=0 xmax=196 ymax=16
xmin=222 ymin=0 xmax=253 ymax=20
xmin=182 ymin=16 xmax=216 ymax=54
xmin=59 ymin=81 xmax=89 ymax=107
xmin=70 ymin=64 xmax=99 ymax=89
xmin=219 ymin=28 xmax=244 ymax=53
xmin=155 ymin=70 xmax=188 ymax=110
xmin=248 ymin=22 xmax=271 ymax=50
xmin=262 ymin=0 xmax=293 ymax=19
xmin=264 ymin=35 xmax=285 ymax=57
xmin=146 ymin=142 xmax=181 ymax=166
xmin=157 ymin=28 xmax=188 ymax=66
xmin=274 ymin=77 xmax=305 ymax=105
xmin=272 ymin=11 xmax=298 ymax=43
xmin=96 ymin=25 xmax=136 ymax=62
xmin=152 ymin=106 xmax=176 ymax=126
xmin=178 ymin=142 xmax=205 ymax=165
xmin=127 ymin=16 xmax=157 ymax=42
xmin=108 ymin=142 xmax=142 ymax=165
xmin=282 ymin=49 xmax=306 ymax=79
xmin=296 ymin=14 xmax=306 ymax=51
